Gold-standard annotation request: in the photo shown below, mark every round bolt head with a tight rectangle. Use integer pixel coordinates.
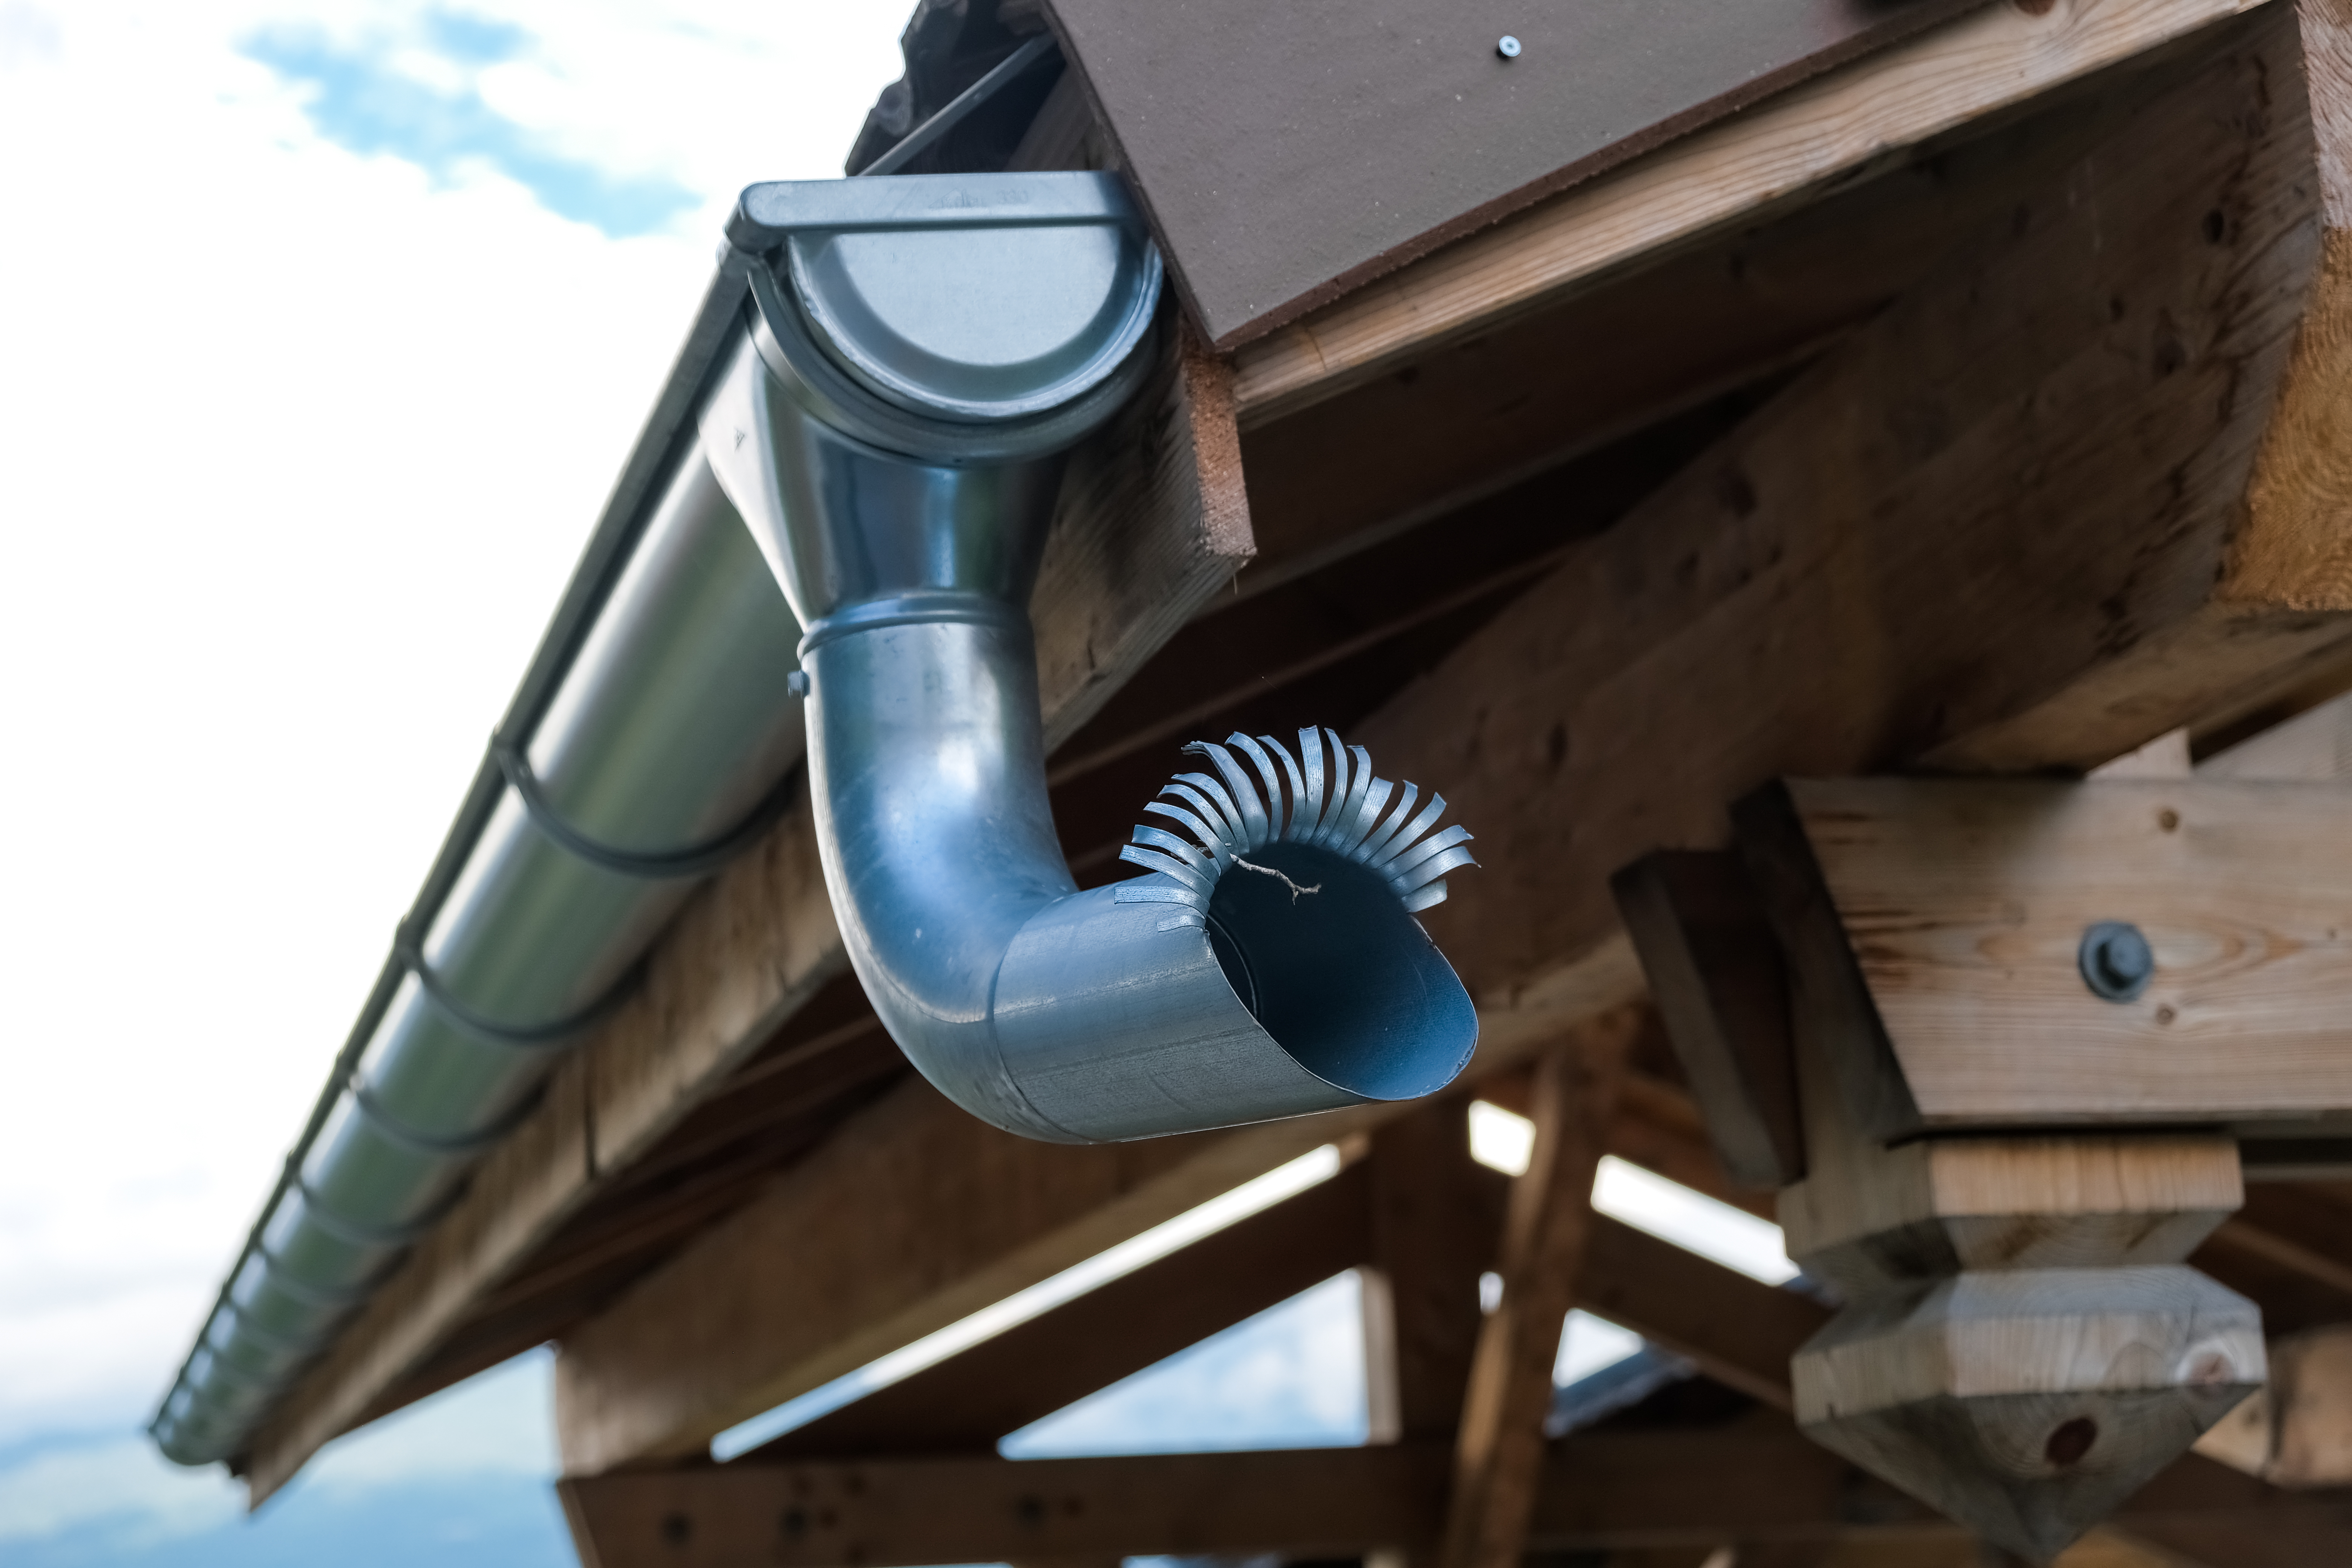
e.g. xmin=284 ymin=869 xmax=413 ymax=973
xmin=1496 ymin=34 xmax=1522 ymax=58
xmin=2078 ymin=920 xmax=2154 ymax=1002
xmin=787 ymin=669 xmax=811 ymax=698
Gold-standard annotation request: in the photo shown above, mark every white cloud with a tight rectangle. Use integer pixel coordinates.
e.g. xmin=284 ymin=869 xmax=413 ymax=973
xmin=0 ymin=1436 xmax=243 ymax=1545
xmin=0 ymin=0 xmax=908 ymax=1453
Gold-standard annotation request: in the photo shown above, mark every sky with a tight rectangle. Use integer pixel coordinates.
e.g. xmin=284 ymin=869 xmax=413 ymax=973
xmin=0 ymin=6 xmax=1801 ymax=1563
xmin=0 ymin=0 xmax=910 ymax=1560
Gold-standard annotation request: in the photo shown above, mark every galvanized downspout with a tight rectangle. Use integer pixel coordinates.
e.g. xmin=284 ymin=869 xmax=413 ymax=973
xmin=712 ymin=174 xmax=1481 ymax=1144
xmin=152 ymin=168 xmax=1482 ymax=1471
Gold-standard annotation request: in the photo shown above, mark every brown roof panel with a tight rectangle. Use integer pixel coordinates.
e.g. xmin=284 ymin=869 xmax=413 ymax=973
xmin=1049 ymin=0 xmax=1991 ymax=346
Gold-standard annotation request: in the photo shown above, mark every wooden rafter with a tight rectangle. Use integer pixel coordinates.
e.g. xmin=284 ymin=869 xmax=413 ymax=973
xmin=1225 ymin=0 xmax=2267 ymax=424
xmin=1440 ymin=1027 xmax=1632 ymax=1568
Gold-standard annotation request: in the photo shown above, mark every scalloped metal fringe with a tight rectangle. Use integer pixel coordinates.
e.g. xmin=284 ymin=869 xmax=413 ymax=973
xmin=1113 ymin=727 xmax=1478 ymax=929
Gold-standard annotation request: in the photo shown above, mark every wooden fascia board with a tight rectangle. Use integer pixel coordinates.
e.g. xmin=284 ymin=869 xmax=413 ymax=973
xmin=1353 ymin=0 xmax=2352 ymax=1039
xmin=1225 ymin=0 xmax=2272 ymax=427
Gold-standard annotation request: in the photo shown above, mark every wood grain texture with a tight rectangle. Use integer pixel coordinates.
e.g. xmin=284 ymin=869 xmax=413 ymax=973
xmin=1440 ymin=1023 xmax=1633 ymax=1568
xmin=1047 ymin=0 xmax=1989 ymax=350
xmin=2199 ymin=688 xmax=2352 ymax=779
xmin=1577 ymin=1214 xmax=1828 ymax=1412
xmin=1348 ymin=3 xmax=2352 ymax=1088
xmin=1613 ymin=851 xmax=1803 ymax=1189
xmin=1795 ymin=1266 xmax=2267 ymax=1563
xmin=553 ymin=1076 xmax=1370 ymax=1473
xmin=1227 ymin=0 xmax=2265 ymax=422
xmin=1365 ymin=1101 xmax=1504 ymax=1444
xmin=557 ymin=1428 xmax=2349 ymax=1568
xmin=551 ymin=1010 xmax=1648 ymax=1473
xmin=243 ymin=311 xmax=1256 ymax=1502
xmin=749 ymin=1160 xmax=1380 ymax=1461
xmin=1782 ymin=1138 xmax=2243 ymax=1291
xmin=1777 ymin=778 xmax=2352 ymax=1129
xmin=2194 ymin=1323 xmax=2352 ymax=1486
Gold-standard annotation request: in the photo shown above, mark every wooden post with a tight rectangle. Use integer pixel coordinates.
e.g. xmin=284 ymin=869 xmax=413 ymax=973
xmin=1724 ymin=784 xmax=2268 ymax=1565
xmin=1437 ymin=1017 xmax=1632 ymax=1568
xmin=1363 ymin=1099 xmax=1505 ymax=1449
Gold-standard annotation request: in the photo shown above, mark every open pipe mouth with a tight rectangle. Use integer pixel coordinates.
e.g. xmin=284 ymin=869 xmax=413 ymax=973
xmin=722 ymin=173 xmax=1482 ymax=1143
xmin=1130 ymin=730 xmax=1478 ymax=1103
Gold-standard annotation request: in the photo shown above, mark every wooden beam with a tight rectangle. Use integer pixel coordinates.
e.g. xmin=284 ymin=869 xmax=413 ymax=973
xmin=746 ymin=1159 xmax=1377 ymax=1460
xmin=2193 ymin=1325 xmax=2352 ymax=1487
xmin=1576 ymin=1215 xmax=1825 ymax=1413
xmin=1356 ymin=0 xmax=2352 ymax=1083
xmin=663 ymin=1104 xmax=1834 ymax=1470
xmin=1364 ymin=1100 xmax=1505 ymax=1444
xmin=1612 ymin=852 xmax=1801 ymax=1188
xmin=556 ymin=1430 xmax=2352 ymax=1568
xmin=1741 ymin=776 xmax=2352 ymax=1133
xmin=242 ymin=314 xmax=1256 ymax=1501
xmin=553 ymin=1072 xmax=1378 ymax=1473
xmin=2201 ymin=688 xmax=2352 ymax=780
xmin=556 ymin=1039 xmax=1847 ymax=1485
xmin=1440 ymin=1024 xmax=1633 ymax=1568
xmin=1225 ymin=0 xmax=2263 ymax=425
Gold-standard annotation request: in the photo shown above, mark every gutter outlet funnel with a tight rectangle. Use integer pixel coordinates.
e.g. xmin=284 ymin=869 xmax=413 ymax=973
xmin=714 ymin=173 xmax=1480 ymax=1144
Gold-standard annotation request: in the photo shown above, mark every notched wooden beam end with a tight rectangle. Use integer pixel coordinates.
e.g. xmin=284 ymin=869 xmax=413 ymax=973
xmin=1610 ymin=849 xmax=1803 ymax=1189
xmin=1729 ymin=779 xmax=1923 ymax=1145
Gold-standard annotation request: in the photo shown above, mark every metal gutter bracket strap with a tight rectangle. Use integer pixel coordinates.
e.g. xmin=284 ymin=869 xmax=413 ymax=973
xmin=710 ymin=172 xmax=1480 ymax=1144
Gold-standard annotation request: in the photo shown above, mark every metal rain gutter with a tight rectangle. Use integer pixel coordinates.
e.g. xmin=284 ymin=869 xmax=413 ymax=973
xmin=710 ymin=173 xmax=1482 ymax=1143
xmin=148 ymin=210 xmax=814 ymax=1476
xmin=151 ymin=168 xmax=1481 ymax=1471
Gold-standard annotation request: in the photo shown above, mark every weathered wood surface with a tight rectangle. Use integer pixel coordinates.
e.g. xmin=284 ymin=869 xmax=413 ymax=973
xmin=1795 ymin=1266 xmax=2267 ymax=1562
xmin=1751 ymin=777 xmax=2270 ymax=1567
xmin=2201 ymin=688 xmax=2352 ymax=779
xmin=242 ymin=318 xmax=1256 ymax=1501
xmin=1364 ymin=1102 xmax=1502 ymax=1444
xmin=1361 ymin=0 xmax=2352 ymax=1074
xmin=750 ymin=1158 xmax=1381 ymax=1461
xmin=1576 ymin=1214 xmax=1825 ymax=1413
xmin=1049 ymin=0 xmax=1988 ymax=349
xmin=553 ymin=1008 xmax=1640 ymax=1473
xmin=1782 ymin=1135 xmax=2244 ymax=1286
xmin=1226 ymin=0 xmax=2268 ymax=422
xmin=738 ymin=1095 xmax=1792 ymax=1467
xmin=557 ymin=1430 xmax=2352 ymax=1568
xmin=553 ymin=1073 xmax=1370 ymax=1472
xmin=1613 ymin=851 xmax=1802 ymax=1189
xmin=1762 ymin=778 xmax=2352 ymax=1131
xmin=1440 ymin=1029 xmax=1631 ymax=1568
xmin=2197 ymin=1324 xmax=2352 ymax=1487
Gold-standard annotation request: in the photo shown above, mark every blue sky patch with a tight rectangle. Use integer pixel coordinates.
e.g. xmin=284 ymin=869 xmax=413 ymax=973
xmin=243 ymin=14 xmax=698 ymax=239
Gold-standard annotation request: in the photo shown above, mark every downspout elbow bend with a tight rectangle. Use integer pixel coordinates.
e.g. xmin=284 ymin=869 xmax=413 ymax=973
xmin=718 ymin=173 xmax=1480 ymax=1143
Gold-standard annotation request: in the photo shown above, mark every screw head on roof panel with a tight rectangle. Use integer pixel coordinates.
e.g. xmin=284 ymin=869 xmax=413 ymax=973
xmin=1496 ymin=35 xmax=1522 ymax=59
